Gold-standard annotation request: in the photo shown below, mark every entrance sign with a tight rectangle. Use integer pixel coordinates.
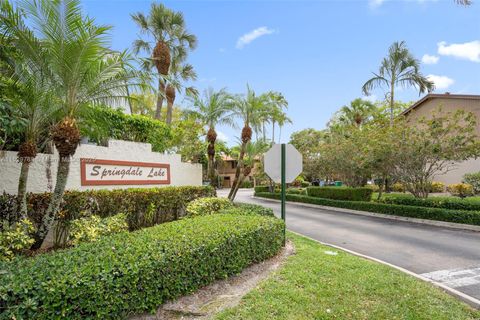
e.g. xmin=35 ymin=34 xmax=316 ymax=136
xmin=264 ymin=144 xmax=302 ymax=183
xmin=264 ymin=144 xmax=303 ymax=246
xmin=81 ymin=159 xmax=170 ymax=186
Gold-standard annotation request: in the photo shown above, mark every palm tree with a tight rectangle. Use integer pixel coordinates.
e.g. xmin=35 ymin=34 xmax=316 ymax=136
xmin=132 ymin=3 xmax=197 ymax=121
xmin=228 ymin=86 xmax=269 ymax=200
xmin=165 ymin=47 xmax=197 ymax=125
xmin=230 ymin=139 xmax=270 ymax=200
xmin=337 ymin=98 xmax=376 ymax=127
xmin=5 ymin=0 xmax=141 ymax=248
xmin=187 ymin=88 xmax=233 ymax=188
xmin=455 ymin=0 xmax=472 ymax=4
xmin=264 ymin=91 xmax=288 ymax=143
xmin=276 ymin=112 xmax=292 ymax=143
xmin=362 ymin=41 xmax=434 ymax=124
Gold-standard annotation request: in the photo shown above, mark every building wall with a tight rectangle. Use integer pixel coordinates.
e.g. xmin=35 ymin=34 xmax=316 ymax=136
xmin=0 ymin=139 xmax=202 ymax=195
xmin=404 ymin=96 xmax=480 ymax=184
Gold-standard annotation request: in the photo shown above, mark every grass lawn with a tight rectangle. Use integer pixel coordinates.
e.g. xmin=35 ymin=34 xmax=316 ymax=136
xmin=216 ymin=232 xmax=480 ymax=320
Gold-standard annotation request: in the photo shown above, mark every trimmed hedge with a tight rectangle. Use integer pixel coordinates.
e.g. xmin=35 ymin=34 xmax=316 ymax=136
xmin=256 ymin=192 xmax=480 ymax=226
xmin=222 ymin=203 xmax=275 ymax=217
xmin=254 ymin=185 xmax=270 ymax=194
xmin=377 ymin=194 xmax=480 ymax=211
xmin=306 ymin=187 xmax=373 ymax=202
xmin=0 ymin=214 xmax=284 ymax=319
xmin=0 ymin=186 xmax=215 ymax=232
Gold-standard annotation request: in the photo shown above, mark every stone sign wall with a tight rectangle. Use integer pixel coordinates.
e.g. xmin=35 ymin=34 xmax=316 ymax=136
xmin=0 ymin=139 xmax=202 ymax=195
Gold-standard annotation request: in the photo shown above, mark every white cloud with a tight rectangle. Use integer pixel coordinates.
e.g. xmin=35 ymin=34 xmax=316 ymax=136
xmin=427 ymin=74 xmax=455 ymax=90
xmin=369 ymin=0 xmax=385 ymax=8
xmin=421 ymin=54 xmax=439 ymax=64
xmin=437 ymin=40 xmax=480 ymax=62
xmin=236 ymin=27 xmax=275 ymax=49
xmin=216 ymin=131 xmax=229 ymax=143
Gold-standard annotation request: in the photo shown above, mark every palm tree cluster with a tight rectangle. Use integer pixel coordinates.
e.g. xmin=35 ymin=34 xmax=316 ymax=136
xmin=131 ymin=3 xmax=197 ymax=125
xmin=1 ymin=0 xmax=141 ymax=248
xmin=188 ymin=86 xmax=290 ymax=199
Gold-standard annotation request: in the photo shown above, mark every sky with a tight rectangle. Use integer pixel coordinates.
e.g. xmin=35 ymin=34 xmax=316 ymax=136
xmin=81 ymin=0 xmax=480 ymax=146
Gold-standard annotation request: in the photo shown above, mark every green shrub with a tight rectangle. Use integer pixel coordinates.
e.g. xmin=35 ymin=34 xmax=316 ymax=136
xmin=429 ymin=181 xmax=445 ymax=193
xmin=0 ymin=214 xmax=284 ymax=319
xmin=0 ymin=186 xmax=215 ymax=231
xmin=376 ymin=194 xmax=480 ymax=211
xmin=254 ymin=185 xmax=270 ymax=194
xmin=463 ymin=172 xmax=480 ymax=194
xmin=306 ymin=187 xmax=373 ymax=201
xmin=256 ymin=192 xmax=480 ymax=226
xmin=68 ymin=213 xmax=128 ymax=246
xmin=0 ymin=219 xmax=35 ymax=261
xmin=392 ymin=182 xmax=406 ymax=193
xmin=80 ymin=105 xmax=172 ymax=152
xmin=185 ymin=197 xmax=233 ymax=217
xmin=366 ymin=184 xmax=380 ymax=192
xmin=286 ymin=188 xmax=306 ymax=195
xmin=300 ymin=181 xmax=311 ymax=188
xmin=239 ymin=180 xmax=253 ymax=188
xmin=447 ymin=183 xmax=474 ymax=198
xmin=221 ymin=203 xmax=275 ymax=217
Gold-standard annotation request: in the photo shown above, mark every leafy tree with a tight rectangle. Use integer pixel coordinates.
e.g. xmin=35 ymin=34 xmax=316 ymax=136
xmin=362 ymin=41 xmax=434 ymax=124
xmin=393 ymin=109 xmax=480 ymax=198
xmin=187 ymin=88 xmax=233 ymax=187
xmin=132 ymin=3 xmax=197 ymax=121
xmin=289 ymin=128 xmax=326 ymax=181
xmin=4 ymin=0 xmax=141 ymax=248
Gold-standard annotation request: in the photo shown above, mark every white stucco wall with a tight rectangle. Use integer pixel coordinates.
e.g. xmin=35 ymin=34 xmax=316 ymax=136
xmin=0 ymin=139 xmax=202 ymax=195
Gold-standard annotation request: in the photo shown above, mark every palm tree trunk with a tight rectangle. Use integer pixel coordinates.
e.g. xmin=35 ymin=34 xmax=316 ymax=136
xmin=17 ymin=161 xmax=30 ymax=219
xmin=278 ymin=126 xmax=282 ymax=144
xmin=228 ymin=143 xmax=246 ymax=200
xmin=262 ymin=122 xmax=266 ymax=141
xmin=32 ymin=156 xmax=70 ymax=249
xmin=208 ymin=151 xmax=216 ymax=188
xmin=389 ymin=81 xmax=395 ymax=126
xmin=155 ymin=80 xmax=165 ymax=120
xmin=166 ymin=96 xmax=174 ymax=125
xmin=231 ymin=173 xmax=246 ymax=200
xmin=271 ymin=121 xmax=275 ymax=143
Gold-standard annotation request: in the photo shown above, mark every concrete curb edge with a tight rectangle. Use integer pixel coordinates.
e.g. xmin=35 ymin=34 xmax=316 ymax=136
xmin=288 ymin=230 xmax=480 ymax=310
xmin=252 ymin=196 xmax=480 ymax=233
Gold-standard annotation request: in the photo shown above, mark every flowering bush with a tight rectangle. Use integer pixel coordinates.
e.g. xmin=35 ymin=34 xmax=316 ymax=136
xmin=429 ymin=181 xmax=445 ymax=193
xmin=0 ymin=219 xmax=35 ymax=261
xmin=447 ymin=183 xmax=474 ymax=198
xmin=68 ymin=213 xmax=128 ymax=246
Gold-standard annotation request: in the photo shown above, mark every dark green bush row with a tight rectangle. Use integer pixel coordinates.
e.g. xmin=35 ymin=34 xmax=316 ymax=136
xmin=0 ymin=214 xmax=284 ymax=319
xmin=80 ymin=105 xmax=172 ymax=152
xmin=254 ymin=185 xmax=270 ymax=194
xmin=376 ymin=194 xmax=480 ymax=211
xmin=256 ymin=192 xmax=480 ymax=226
xmin=286 ymin=188 xmax=307 ymax=195
xmin=0 ymin=186 xmax=215 ymax=231
xmin=306 ymin=187 xmax=373 ymax=202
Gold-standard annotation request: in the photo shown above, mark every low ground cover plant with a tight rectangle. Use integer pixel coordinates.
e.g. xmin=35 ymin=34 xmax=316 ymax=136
xmin=0 ymin=219 xmax=35 ymax=261
xmin=256 ymin=192 xmax=480 ymax=226
xmin=0 ymin=214 xmax=284 ymax=319
xmin=306 ymin=187 xmax=373 ymax=202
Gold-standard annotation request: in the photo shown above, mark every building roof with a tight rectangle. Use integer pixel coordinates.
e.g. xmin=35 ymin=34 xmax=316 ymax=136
xmin=401 ymin=93 xmax=480 ymax=116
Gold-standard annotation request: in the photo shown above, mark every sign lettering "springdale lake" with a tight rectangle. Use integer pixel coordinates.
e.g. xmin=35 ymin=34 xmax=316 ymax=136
xmin=80 ymin=159 xmax=171 ymax=186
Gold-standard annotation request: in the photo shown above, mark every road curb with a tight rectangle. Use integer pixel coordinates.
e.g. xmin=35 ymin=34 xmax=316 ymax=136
xmin=252 ymin=196 xmax=480 ymax=233
xmin=288 ymin=230 xmax=480 ymax=310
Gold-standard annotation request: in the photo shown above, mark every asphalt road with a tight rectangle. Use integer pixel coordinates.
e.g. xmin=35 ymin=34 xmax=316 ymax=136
xmin=218 ymin=189 xmax=480 ymax=302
